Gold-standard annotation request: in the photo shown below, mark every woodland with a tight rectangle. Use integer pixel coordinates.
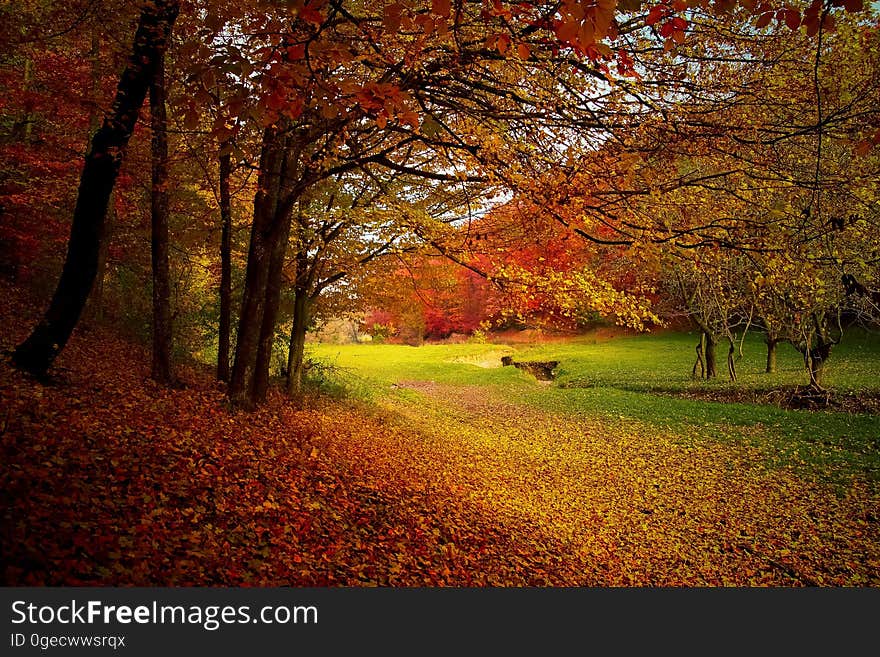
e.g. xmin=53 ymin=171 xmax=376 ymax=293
xmin=1 ymin=0 xmax=879 ymax=586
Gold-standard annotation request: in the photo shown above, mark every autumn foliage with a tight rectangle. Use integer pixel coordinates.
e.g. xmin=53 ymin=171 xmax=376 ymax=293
xmin=2 ymin=0 xmax=879 ymax=588
xmin=3 ymin=283 xmax=879 ymax=586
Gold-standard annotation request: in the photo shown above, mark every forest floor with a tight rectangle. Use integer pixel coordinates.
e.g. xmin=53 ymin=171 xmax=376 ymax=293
xmin=2 ymin=283 xmax=879 ymax=586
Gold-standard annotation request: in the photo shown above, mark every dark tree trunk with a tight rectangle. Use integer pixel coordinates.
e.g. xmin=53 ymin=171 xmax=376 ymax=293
xmin=704 ymin=332 xmax=718 ymax=379
xmin=150 ymin=51 xmax=172 ymax=384
xmin=805 ymin=341 xmax=832 ymax=390
xmin=217 ymin=142 xmax=233 ymax=382
xmin=229 ymin=122 xmax=319 ymax=408
xmin=692 ymin=333 xmax=705 ymax=379
xmin=286 ymin=251 xmax=311 ymax=398
xmin=726 ymin=337 xmax=737 ymax=383
xmin=285 ymin=294 xmax=310 ymax=398
xmin=84 ymin=36 xmax=109 ymax=324
xmin=229 ymin=125 xmax=288 ymax=407
xmin=85 ymin=195 xmax=113 ymax=324
xmin=252 ymin=207 xmax=294 ymax=404
xmin=765 ymin=338 xmax=778 ymax=374
xmin=12 ymin=0 xmax=180 ymax=377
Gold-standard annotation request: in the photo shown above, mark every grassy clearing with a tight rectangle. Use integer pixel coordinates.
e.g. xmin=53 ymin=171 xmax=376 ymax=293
xmin=3 ymin=280 xmax=876 ymax=585
xmin=309 ymin=330 xmax=880 ymax=487
xmin=310 ymin=329 xmax=880 ymax=393
xmin=513 ymin=329 xmax=880 ymax=393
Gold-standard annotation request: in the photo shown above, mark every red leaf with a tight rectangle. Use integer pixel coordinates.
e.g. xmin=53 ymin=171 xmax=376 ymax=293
xmin=646 ymin=6 xmax=665 ymax=26
xmin=432 ymin=0 xmax=452 ymax=18
xmin=821 ymin=12 xmax=836 ymax=31
xmin=299 ymin=2 xmax=324 ymax=27
xmin=265 ymin=90 xmax=286 ymax=111
xmin=384 ymin=3 xmax=404 ymax=32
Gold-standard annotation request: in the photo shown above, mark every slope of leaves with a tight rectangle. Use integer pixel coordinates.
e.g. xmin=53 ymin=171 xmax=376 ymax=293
xmin=2 ymin=282 xmax=878 ymax=586
xmin=381 ymin=381 xmax=879 ymax=586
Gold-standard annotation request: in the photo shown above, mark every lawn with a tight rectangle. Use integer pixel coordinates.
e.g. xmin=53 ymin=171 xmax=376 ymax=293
xmin=296 ymin=329 xmax=880 ymax=585
xmin=309 ymin=329 xmax=880 ymax=487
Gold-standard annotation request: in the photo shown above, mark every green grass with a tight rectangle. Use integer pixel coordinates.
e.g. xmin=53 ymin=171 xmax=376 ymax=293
xmin=310 ymin=329 xmax=880 ymax=395
xmin=308 ymin=330 xmax=880 ymax=487
xmin=307 ymin=342 xmax=525 ymax=394
xmin=514 ymin=329 xmax=880 ymax=393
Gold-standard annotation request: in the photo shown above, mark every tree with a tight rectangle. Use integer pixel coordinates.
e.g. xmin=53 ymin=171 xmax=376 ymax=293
xmin=8 ymin=0 xmax=874 ymax=402
xmin=217 ymin=138 xmax=234 ymax=381
xmin=280 ymin=176 xmax=410 ymax=394
xmin=150 ymin=50 xmax=173 ymax=383
xmin=12 ymin=0 xmax=180 ymax=377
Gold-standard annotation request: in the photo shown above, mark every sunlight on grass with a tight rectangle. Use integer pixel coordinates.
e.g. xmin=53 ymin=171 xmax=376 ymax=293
xmin=309 ymin=330 xmax=880 ymax=487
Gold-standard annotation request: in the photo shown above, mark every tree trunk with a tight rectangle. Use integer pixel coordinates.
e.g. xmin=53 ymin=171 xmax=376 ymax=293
xmin=85 ymin=194 xmax=113 ymax=323
xmin=765 ymin=338 xmax=778 ymax=374
xmin=84 ymin=35 xmax=109 ymax=324
xmin=11 ymin=57 xmax=35 ymax=142
xmin=150 ymin=51 xmax=172 ymax=384
xmin=217 ymin=142 xmax=233 ymax=382
xmin=286 ymin=293 xmax=310 ymax=398
xmin=692 ymin=333 xmax=705 ymax=379
xmin=11 ymin=0 xmax=180 ymax=377
xmin=229 ymin=122 xmax=318 ymax=408
xmin=286 ymin=251 xmax=311 ymax=398
xmin=251 ymin=206 xmax=295 ymax=405
xmin=704 ymin=332 xmax=718 ymax=379
xmin=229 ymin=125 xmax=289 ymax=407
xmin=805 ymin=341 xmax=832 ymax=390
xmin=726 ymin=336 xmax=737 ymax=382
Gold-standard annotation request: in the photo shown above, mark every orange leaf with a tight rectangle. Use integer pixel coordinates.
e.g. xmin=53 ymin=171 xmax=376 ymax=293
xmin=593 ymin=42 xmax=612 ymax=57
xmin=555 ymin=19 xmax=579 ymax=43
xmin=854 ymin=140 xmax=871 ymax=156
xmin=496 ymin=34 xmax=511 ymax=56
